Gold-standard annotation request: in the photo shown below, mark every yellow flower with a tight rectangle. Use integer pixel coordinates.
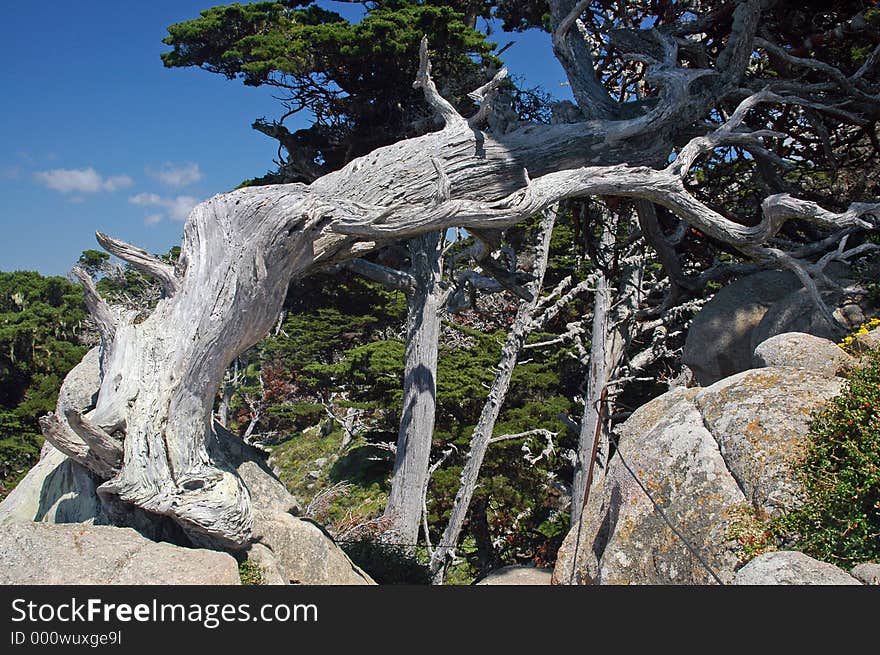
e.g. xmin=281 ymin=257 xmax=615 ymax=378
xmin=840 ymin=317 xmax=880 ymax=351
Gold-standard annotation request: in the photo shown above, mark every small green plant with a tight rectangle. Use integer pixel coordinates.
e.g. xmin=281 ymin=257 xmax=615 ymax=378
xmin=771 ymin=349 xmax=880 ymax=568
xmin=727 ymin=505 xmax=776 ymax=565
xmin=238 ymin=560 xmax=264 ymax=586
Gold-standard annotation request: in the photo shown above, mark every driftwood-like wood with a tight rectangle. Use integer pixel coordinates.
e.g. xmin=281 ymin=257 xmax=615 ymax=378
xmin=45 ymin=12 xmax=880 ymax=547
xmin=383 ymin=232 xmax=444 ymax=545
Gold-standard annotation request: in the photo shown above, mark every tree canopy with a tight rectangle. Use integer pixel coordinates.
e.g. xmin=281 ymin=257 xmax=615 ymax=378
xmin=162 ymin=1 xmax=502 ymax=182
xmin=0 ymin=272 xmax=88 ymax=497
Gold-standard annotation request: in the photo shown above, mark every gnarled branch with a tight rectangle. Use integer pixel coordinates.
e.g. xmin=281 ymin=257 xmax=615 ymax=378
xmin=96 ymin=231 xmax=179 ymax=297
xmin=39 ymin=412 xmax=121 ymax=480
xmin=414 ymin=36 xmax=467 ymax=130
xmin=343 ymin=258 xmax=416 ymax=294
xmin=468 ymin=67 xmax=509 ymax=128
xmin=70 ymin=266 xmax=116 ymax=345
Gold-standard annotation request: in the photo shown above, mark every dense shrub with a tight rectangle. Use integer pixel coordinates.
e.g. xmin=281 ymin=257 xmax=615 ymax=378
xmin=339 ymin=538 xmax=431 ymax=585
xmin=773 ymin=349 xmax=880 ymax=568
xmin=0 ymin=272 xmax=88 ymax=497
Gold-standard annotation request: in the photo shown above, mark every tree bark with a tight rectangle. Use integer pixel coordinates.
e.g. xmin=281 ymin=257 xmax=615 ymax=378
xmin=217 ymin=358 xmax=239 ymax=429
xmin=383 ymin=232 xmax=444 ymax=544
xmin=570 ymin=270 xmax=612 ymax=528
xmin=571 ymin=210 xmax=644 ymax=527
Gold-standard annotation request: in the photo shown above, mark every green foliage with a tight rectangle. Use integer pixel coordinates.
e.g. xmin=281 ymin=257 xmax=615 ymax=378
xmin=266 ymin=401 xmax=325 ymax=431
xmin=0 ymin=271 xmax=87 ymax=497
xmin=426 ymin=342 xmax=576 ymax=576
xmin=76 ymin=250 xmax=110 ymax=278
xmin=494 ymin=0 xmax=551 ymax=32
xmin=771 ymin=349 xmax=880 ymax=568
xmin=727 ymin=505 xmax=777 ymax=565
xmin=235 ymin=249 xmax=578 ymax=579
xmin=317 ymin=339 xmax=406 ymax=410
xmin=162 ymin=1 xmax=499 ymax=181
xmin=434 ymin=324 xmax=498 ymax=422
xmin=269 ymin=425 xmax=343 ymax=503
xmin=238 ymin=559 xmax=264 ymax=585
xmin=268 ymin=416 xmax=388 ymax=516
xmin=263 ymin=271 xmax=405 ymax=369
xmin=339 ymin=538 xmax=431 ymax=584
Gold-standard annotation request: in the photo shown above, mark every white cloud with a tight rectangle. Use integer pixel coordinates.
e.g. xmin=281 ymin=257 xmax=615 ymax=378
xmin=130 ymin=192 xmax=163 ymax=206
xmin=104 ymin=176 xmax=133 ymax=191
xmin=129 ymin=193 xmax=200 ymax=225
xmin=149 ymin=162 xmax=203 ymax=188
xmin=166 ymin=195 xmax=199 ymax=221
xmin=34 ymin=167 xmax=133 ymax=194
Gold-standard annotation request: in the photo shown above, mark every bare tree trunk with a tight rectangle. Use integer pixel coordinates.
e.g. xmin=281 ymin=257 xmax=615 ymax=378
xmin=350 ymin=226 xmax=527 ymax=546
xmin=218 ymin=389 xmax=231 ymax=429
xmin=217 ymin=358 xmax=239 ymax=429
xmin=428 ymin=209 xmax=557 ymax=584
xmin=570 ymin=210 xmax=644 ymax=527
xmin=383 ymin=232 xmax=444 ymax=544
xmin=570 ymin=270 xmax=613 ymax=528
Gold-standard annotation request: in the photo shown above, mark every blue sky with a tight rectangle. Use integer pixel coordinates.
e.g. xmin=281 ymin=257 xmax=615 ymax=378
xmin=0 ymin=2 xmax=568 ymax=276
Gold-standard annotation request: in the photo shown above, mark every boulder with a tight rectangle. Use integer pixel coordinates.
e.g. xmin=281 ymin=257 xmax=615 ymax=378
xmin=0 ymin=522 xmax=240 ymax=585
xmin=244 ymin=542 xmax=288 ymax=585
xmin=214 ymin=428 xmax=374 ymax=585
xmin=475 ymin=565 xmax=553 ymax=585
xmin=750 ymin=287 xmax=863 ymax=355
xmin=753 ymin=332 xmax=854 ymax=376
xmin=212 ymin=425 xmax=301 ymax=516
xmin=850 ymin=563 xmax=880 ymax=585
xmin=683 ymin=270 xmax=800 ymax=386
xmin=0 ymin=444 xmax=105 ymax=527
xmin=553 ymin=387 xmax=745 ymax=585
xmin=733 ymin=551 xmax=862 ymax=585
xmin=553 ymin=368 xmax=843 ymax=585
xmin=683 ymin=265 xmax=863 ymax=386
xmin=57 ymin=346 xmax=102 ymax=413
xmin=694 ymin=368 xmax=843 ymax=515
xmin=250 ymin=510 xmax=374 ymax=585
xmin=0 ymin=390 xmax=373 ymax=585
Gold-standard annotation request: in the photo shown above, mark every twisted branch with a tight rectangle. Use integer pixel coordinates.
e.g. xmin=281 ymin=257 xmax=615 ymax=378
xmin=96 ymin=232 xmax=179 ymax=297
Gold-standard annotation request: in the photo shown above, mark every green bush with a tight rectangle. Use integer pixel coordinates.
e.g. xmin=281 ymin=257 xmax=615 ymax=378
xmin=773 ymin=349 xmax=880 ymax=568
xmin=0 ymin=271 xmax=88 ymax=498
xmin=339 ymin=538 xmax=431 ymax=585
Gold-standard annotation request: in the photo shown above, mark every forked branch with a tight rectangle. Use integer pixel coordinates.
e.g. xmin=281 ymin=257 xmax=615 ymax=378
xmin=414 ymin=36 xmax=467 ymax=130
